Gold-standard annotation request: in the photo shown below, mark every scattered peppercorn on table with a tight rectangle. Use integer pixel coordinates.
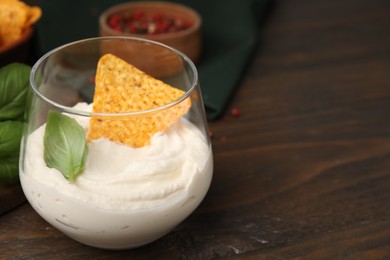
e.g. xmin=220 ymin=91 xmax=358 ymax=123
xmin=1 ymin=0 xmax=390 ymax=258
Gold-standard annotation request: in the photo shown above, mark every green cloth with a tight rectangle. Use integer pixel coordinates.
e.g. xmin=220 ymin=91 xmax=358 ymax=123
xmin=33 ymin=0 xmax=269 ymax=120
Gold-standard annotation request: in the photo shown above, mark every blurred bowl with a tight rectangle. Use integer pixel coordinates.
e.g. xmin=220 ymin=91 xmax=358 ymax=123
xmin=0 ymin=27 xmax=35 ymax=67
xmin=99 ymin=1 xmax=201 ymax=64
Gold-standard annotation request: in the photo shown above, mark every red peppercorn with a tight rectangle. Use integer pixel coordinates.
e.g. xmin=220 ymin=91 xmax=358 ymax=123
xmin=89 ymin=75 xmax=96 ymax=85
xmin=133 ymin=10 xmax=145 ymax=20
xmin=231 ymin=108 xmax=241 ymax=118
xmin=108 ymin=14 xmax=121 ymax=26
xmin=208 ymin=130 xmax=214 ymax=139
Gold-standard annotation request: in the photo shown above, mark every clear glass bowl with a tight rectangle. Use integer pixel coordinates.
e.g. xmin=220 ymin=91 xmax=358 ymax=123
xmin=19 ymin=37 xmax=213 ymax=249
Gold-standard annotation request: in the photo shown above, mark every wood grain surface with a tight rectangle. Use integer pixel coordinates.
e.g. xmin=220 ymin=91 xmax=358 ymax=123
xmin=0 ymin=184 xmax=25 ymax=216
xmin=1 ymin=0 xmax=390 ymax=259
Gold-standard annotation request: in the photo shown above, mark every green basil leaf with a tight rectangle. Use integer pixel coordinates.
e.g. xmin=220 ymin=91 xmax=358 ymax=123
xmin=0 ymin=63 xmax=31 ymax=121
xmin=43 ymin=110 xmax=88 ymax=182
xmin=0 ymin=157 xmax=20 ymax=184
xmin=0 ymin=121 xmax=24 ymax=184
xmin=0 ymin=121 xmax=24 ymax=157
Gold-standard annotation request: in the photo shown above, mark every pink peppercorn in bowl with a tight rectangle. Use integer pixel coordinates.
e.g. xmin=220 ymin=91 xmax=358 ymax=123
xmin=99 ymin=1 xmax=202 ymax=64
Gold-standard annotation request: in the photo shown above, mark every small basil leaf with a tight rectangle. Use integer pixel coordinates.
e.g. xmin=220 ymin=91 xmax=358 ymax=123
xmin=0 ymin=121 xmax=24 ymax=157
xmin=0 ymin=157 xmax=20 ymax=184
xmin=43 ymin=111 xmax=88 ymax=182
xmin=0 ymin=63 xmax=31 ymax=121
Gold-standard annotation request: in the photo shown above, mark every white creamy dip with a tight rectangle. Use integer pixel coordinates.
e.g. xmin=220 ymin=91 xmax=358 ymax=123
xmin=20 ymin=103 xmax=213 ymax=249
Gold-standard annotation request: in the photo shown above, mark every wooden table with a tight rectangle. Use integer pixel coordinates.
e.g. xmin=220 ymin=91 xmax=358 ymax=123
xmin=1 ymin=0 xmax=390 ymax=258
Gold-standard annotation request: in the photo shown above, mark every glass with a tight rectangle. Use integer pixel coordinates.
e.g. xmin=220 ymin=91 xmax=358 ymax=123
xmin=19 ymin=37 xmax=213 ymax=249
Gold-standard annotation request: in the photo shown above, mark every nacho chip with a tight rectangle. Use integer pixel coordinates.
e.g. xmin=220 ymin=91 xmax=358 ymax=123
xmin=88 ymin=54 xmax=191 ymax=147
xmin=0 ymin=0 xmax=41 ymax=47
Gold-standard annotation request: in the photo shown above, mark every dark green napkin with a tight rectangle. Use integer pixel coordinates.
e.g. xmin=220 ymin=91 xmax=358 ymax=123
xmin=176 ymin=0 xmax=269 ymax=120
xmin=32 ymin=0 xmax=269 ymax=120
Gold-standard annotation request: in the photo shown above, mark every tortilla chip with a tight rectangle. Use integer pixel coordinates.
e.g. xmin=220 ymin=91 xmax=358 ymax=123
xmin=88 ymin=54 xmax=191 ymax=147
xmin=26 ymin=6 xmax=41 ymax=26
xmin=0 ymin=0 xmax=41 ymax=47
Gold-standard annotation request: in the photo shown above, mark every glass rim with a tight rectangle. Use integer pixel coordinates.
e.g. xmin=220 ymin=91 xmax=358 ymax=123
xmin=30 ymin=36 xmax=198 ymax=117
